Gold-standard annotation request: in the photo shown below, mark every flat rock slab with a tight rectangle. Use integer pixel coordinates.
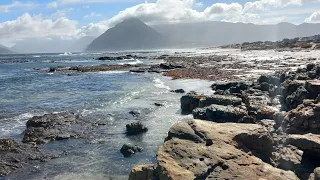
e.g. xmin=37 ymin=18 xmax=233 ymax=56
xmin=199 ymin=95 xmax=242 ymax=107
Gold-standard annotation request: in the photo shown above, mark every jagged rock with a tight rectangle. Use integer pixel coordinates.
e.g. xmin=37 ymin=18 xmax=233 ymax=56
xmin=257 ymin=106 xmax=279 ymax=120
xmin=273 ymin=111 xmax=287 ymax=129
xmin=286 ymin=86 xmax=310 ymax=109
xmin=271 ymin=145 xmax=303 ymax=171
xmin=160 ymin=63 xmax=184 ymax=70
xmin=306 ymin=80 xmax=320 ymax=98
xmin=153 ymin=120 xmax=298 ymax=180
xmin=258 ymin=75 xmax=281 ymax=86
xmin=170 ymin=89 xmax=185 ymax=93
xmin=199 ymin=95 xmax=242 ymax=108
xmin=193 ymin=104 xmax=248 ymax=123
xmin=0 ymin=139 xmax=53 ymax=176
xmin=212 ymin=81 xmax=250 ymax=94
xmin=307 ymin=63 xmax=316 ymax=71
xmin=126 ymin=122 xmax=148 ymax=135
xmin=120 ymin=144 xmax=143 ymax=157
xmin=282 ymin=101 xmax=320 ymax=134
xmin=180 ymin=91 xmax=205 ymax=114
xmin=129 ymin=164 xmax=156 ymax=180
xmin=22 ymin=112 xmax=77 ymax=144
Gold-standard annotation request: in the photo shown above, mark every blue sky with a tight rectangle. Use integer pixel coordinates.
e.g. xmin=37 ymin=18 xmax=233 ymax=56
xmin=0 ymin=0 xmax=320 ymax=45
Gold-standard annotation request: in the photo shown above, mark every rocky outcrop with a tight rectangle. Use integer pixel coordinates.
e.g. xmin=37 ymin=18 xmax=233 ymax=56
xmin=130 ymin=120 xmax=298 ymax=180
xmin=96 ymin=55 xmax=145 ymax=60
xmin=180 ymin=91 xmax=205 ymax=114
xmin=129 ymin=164 xmax=156 ymax=180
xmin=199 ymin=95 xmax=242 ymax=107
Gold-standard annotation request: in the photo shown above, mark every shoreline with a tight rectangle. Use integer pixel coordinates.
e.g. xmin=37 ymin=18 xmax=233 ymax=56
xmin=1 ymin=48 xmax=320 ymax=179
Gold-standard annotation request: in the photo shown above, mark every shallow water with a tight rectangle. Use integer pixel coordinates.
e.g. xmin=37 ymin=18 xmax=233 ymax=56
xmin=0 ymin=51 xmax=214 ymax=179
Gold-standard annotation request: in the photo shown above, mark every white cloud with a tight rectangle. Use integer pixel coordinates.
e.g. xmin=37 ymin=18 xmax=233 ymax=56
xmin=305 ymin=11 xmax=320 ymax=22
xmin=47 ymin=0 xmax=136 ymax=8
xmin=244 ymin=0 xmax=320 ymax=12
xmin=0 ymin=1 xmax=37 ymax=13
xmin=49 ymin=8 xmax=74 ymax=19
xmin=0 ymin=13 xmax=79 ymax=45
xmin=84 ymin=12 xmax=102 ymax=19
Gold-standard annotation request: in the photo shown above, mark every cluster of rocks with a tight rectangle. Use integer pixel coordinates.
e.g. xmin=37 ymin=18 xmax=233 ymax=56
xmin=0 ymin=112 xmax=102 ymax=176
xmin=49 ymin=64 xmax=136 ymax=73
xmin=220 ymin=35 xmax=320 ymax=51
xmin=96 ymin=55 xmax=146 ymax=60
xmin=129 ymin=63 xmax=320 ymax=180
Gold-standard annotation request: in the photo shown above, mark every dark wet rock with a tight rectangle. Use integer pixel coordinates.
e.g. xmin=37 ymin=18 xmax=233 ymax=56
xmin=306 ymin=80 xmax=320 ymax=98
xmin=180 ymin=91 xmax=205 ymax=114
xmin=286 ymin=86 xmax=310 ymax=109
xmin=282 ymin=101 xmax=320 ymax=134
xmin=49 ymin=67 xmax=56 ymax=72
xmin=273 ymin=111 xmax=287 ymax=129
xmin=199 ymin=95 xmax=242 ymax=107
xmin=307 ymin=63 xmax=316 ymax=71
xmin=258 ymin=75 xmax=281 ymax=86
xmin=160 ymin=63 xmax=184 ymax=70
xmin=129 ymin=164 xmax=156 ymax=180
xmin=154 ymin=103 xmax=164 ymax=107
xmin=96 ymin=55 xmax=145 ymax=60
xmin=129 ymin=110 xmax=141 ymax=117
xmin=212 ymin=81 xmax=250 ymax=94
xmin=22 ymin=112 xmax=78 ymax=144
xmin=204 ymin=104 xmax=248 ymax=122
xmin=260 ymin=82 xmax=270 ymax=91
xmin=120 ymin=143 xmax=143 ymax=157
xmin=126 ymin=122 xmax=148 ymax=135
xmin=0 ymin=139 xmax=53 ymax=176
xmin=192 ymin=108 xmax=207 ymax=120
xmin=170 ymin=89 xmax=185 ymax=93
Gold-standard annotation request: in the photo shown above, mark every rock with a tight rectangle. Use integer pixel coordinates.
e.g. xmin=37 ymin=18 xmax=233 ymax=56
xmin=160 ymin=63 xmax=184 ymax=70
xmin=170 ymin=89 xmax=185 ymax=93
xmin=129 ymin=110 xmax=141 ymax=117
xmin=199 ymin=95 xmax=242 ymax=107
xmin=258 ymin=75 xmax=281 ymax=86
xmin=273 ymin=111 xmax=287 ymax=129
xmin=260 ymin=82 xmax=270 ymax=91
xmin=257 ymin=106 xmax=279 ymax=120
xmin=286 ymin=134 xmax=320 ymax=157
xmin=197 ymin=104 xmax=248 ymax=122
xmin=155 ymin=120 xmax=297 ymax=180
xmin=271 ymin=146 xmax=303 ymax=171
xmin=120 ymin=143 xmax=143 ymax=157
xmin=180 ymin=91 xmax=205 ymax=114
xmin=22 ymin=112 xmax=77 ymax=144
xmin=0 ymin=139 xmax=53 ymax=176
xmin=282 ymin=102 xmax=320 ymax=134
xmin=286 ymin=86 xmax=310 ymax=109
xmin=307 ymin=63 xmax=316 ymax=71
xmin=315 ymin=167 xmax=320 ymax=180
xmin=280 ymin=80 xmax=307 ymax=110
xmin=306 ymin=80 xmax=320 ymax=98
xmin=128 ymin=164 xmax=156 ymax=180
xmin=192 ymin=108 xmax=208 ymax=120
xmin=211 ymin=81 xmax=249 ymax=93
xmin=49 ymin=67 xmax=56 ymax=72
xmin=126 ymin=122 xmax=148 ymax=135
xmin=154 ymin=103 xmax=164 ymax=107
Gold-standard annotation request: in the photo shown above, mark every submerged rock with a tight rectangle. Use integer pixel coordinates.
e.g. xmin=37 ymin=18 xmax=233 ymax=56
xmin=120 ymin=143 xmax=143 ymax=157
xmin=126 ymin=122 xmax=148 ymax=135
xmin=170 ymin=89 xmax=185 ymax=93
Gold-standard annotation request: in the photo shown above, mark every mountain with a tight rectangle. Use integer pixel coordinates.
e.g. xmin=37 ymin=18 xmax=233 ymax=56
xmin=152 ymin=21 xmax=320 ymax=47
xmin=68 ymin=36 xmax=96 ymax=52
xmin=86 ymin=18 xmax=166 ymax=52
xmin=0 ymin=44 xmax=14 ymax=54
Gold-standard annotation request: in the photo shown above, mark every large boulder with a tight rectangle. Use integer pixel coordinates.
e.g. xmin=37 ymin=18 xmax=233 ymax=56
xmin=286 ymin=134 xmax=320 ymax=157
xmin=154 ymin=120 xmax=297 ymax=180
xmin=199 ymin=95 xmax=242 ymax=107
xmin=306 ymin=80 xmax=320 ymax=98
xmin=285 ymin=86 xmax=310 ymax=109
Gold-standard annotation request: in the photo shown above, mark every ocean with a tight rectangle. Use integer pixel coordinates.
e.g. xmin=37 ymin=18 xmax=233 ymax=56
xmin=0 ymin=51 xmax=213 ymax=179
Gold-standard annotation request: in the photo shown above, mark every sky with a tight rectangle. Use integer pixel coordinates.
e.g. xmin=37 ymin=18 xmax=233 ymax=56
xmin=0 ymin=0 xmax=320 ymax=46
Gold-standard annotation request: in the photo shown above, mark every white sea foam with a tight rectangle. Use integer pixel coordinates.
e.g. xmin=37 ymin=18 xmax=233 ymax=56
xmin=153 ymin=78 xmax=170 ymax=90
xmin=97 ymin=71 xmax=127 ymax=74
xmin=33 ymin=55 xmax=41 ymax=58
xmin=59 ymin=52 xmax=73 ymax=56
xmin=118 ymin=60 xmax=143 ymax=65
